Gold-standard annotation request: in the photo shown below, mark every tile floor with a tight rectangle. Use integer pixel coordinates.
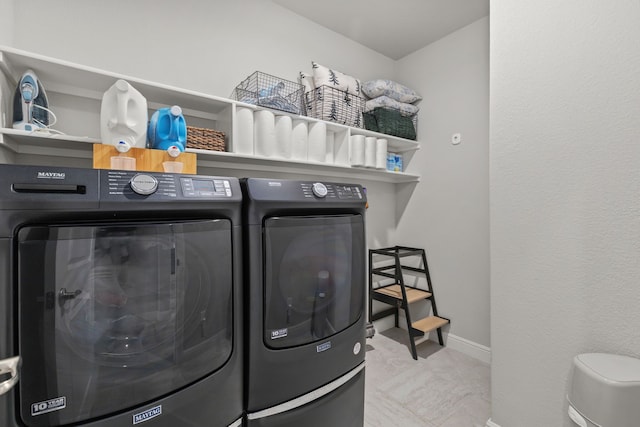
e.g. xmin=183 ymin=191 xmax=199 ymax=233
xmin=364 ymin=328 xmax=491 ymax=427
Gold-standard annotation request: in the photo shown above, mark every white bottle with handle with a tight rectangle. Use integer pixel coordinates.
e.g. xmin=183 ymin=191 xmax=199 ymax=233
xmin=100 ymin=79 xmax=148 ymax=148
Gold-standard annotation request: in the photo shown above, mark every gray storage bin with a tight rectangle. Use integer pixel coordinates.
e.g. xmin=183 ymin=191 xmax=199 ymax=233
xmin=568 ymin=353 xmax=640 ymax=427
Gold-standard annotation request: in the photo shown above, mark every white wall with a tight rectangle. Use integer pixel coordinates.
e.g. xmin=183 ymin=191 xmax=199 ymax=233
xmin=394 ymin=17 xmax=490 ymax=349
xmin=10 ymin=0 xmax=394 ymax=99
xmin=0 ymin=0 xmax=13 ymax=45
xmin=491 ymin=1 xmax=640 ymax=426
xmin=0 ymin=0 xmax=14 ymax=135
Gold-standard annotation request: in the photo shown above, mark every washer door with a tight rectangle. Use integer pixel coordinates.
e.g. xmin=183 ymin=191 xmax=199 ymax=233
xmin=17 ymin=220 xmax=233 ymax=427
xmin=263 ymin=215 xmax=364 ymax=349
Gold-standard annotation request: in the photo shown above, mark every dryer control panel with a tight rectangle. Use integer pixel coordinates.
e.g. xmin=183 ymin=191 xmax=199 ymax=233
xmin=300 ymin=182 xmax=363 ymax=200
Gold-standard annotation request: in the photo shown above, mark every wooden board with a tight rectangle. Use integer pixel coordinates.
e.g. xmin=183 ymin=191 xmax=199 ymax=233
xmin=374 ymin=284 xmax=432 ymax=303
xmin=93 ymin=144 xmax=197 ymax=174
xmin=412 ymin=316 xmax=449 ymax=333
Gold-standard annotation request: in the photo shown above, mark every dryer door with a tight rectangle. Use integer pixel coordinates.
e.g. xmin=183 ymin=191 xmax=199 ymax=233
xmin=17 ymin=219 xmax=234 ymax=427
xmin=263 ymin=214 xmax=364 ymax=349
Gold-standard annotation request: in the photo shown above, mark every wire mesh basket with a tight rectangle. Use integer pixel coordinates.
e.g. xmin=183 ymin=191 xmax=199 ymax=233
xmin=305 ymin=85 xmax=365 ymax=128
xmin=186 ymin=126 xmax=226 ymax=151
xmin=231 ymin=71 xmax=304 ymax=115
xmin=363 ymin=107 xmax=418 ymax=140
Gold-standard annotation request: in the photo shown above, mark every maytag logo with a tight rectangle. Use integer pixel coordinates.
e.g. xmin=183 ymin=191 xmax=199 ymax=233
xmin=132 ymin=405 xmax=162 ymax=425
xmin=316 ymin=341 xmax=332 ymax=353
xmin=37 ymin=172 xmax=66 ymax=180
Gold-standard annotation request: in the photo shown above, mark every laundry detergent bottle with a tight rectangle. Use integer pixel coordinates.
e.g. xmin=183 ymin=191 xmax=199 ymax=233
xmin=147 ymin=105 xmax=187 ymax=152
xmin=100 ymin=79 xmax=148 ymax=148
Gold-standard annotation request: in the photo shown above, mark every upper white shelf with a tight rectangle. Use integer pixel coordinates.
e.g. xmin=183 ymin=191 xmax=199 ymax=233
xmin=0 ymin=47 xmax=232 ymax=118
xmin=0 ymin=46 xmax=421 ymax=183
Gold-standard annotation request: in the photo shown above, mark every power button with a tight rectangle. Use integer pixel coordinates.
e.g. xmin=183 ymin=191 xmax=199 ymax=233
xmin=311 ymin=182 xmax=328 ymax=198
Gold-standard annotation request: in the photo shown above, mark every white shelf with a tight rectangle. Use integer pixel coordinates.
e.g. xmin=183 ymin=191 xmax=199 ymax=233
xmin=188 ymin=148 xmax=420 ymax=183
xmin=0 ymin=48 xmax=232 ymax=118
xmin=0 ymin=128 xmax=99 ymax=158
xmin=0 ymin=128 xmax=419 ymax=183
xmin=0 ymin=46 xmax=421 ymax=183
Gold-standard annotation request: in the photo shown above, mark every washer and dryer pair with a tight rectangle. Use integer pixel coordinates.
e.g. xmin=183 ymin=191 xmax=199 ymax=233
xmin=0 ymin=165 xmax=366 ymax=427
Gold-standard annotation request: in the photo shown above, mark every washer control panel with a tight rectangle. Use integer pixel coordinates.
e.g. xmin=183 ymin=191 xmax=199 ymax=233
xmin=104 ymin=171 xmax=233 ymax=199
xmin=300 ymin=182 xmax=363 ymax=200
xmin=106 ymin=171 xmax=178 ymax=198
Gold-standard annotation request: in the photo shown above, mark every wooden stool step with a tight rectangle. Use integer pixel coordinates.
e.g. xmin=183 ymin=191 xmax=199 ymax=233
xmin=412 ymin=316 xmax=449 ymax=334
xmin=373 ymin=285 xmax=431 ymax=304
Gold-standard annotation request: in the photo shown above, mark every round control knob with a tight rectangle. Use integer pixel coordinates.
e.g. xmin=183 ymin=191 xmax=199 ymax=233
xmin=130 ymin=174 xmax=158 ymax=195
xmin=312 ymin=182 xmax=328 ymax=198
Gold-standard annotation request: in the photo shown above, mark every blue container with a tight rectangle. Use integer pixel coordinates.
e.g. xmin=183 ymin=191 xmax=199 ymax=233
xmin=394 ymin=154 xmax=403 ymax=172
xmin=386 ymin=153 xmax=396 ymax=172
xmin=148 ymin=105 xmax=187 ymax=151
xmin=386 ymin=153 xmax=403 ymax=172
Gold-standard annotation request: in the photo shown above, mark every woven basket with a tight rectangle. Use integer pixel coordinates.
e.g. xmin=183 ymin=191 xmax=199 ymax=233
xmin=186 ymin=126 xmax=226 ymax=151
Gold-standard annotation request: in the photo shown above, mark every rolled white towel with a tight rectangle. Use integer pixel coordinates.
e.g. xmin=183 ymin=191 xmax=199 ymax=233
xmin=254 ymin=110 xmax=276 ymax=157
xmin=274 ymin=115 xmax=293 ymax=159
xmin=364 ymin=136 xmax=376 ymax=168
xmin=291 ymin=119 xmax=308 ymax=161
xmin=308 ymin=121 xmax=327 ymax=162
xmin=349 ymin=134 xmax=365 ymax=167
xmin=376 ymin=138 xmax=388 ymax=169
xmin=325 ymin=130 xmax=335 ymax=164
xmin=235 ymin=107 xmax=254 ymax=155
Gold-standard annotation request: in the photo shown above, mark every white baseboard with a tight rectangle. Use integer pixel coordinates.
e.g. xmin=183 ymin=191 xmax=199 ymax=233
xmin=443 ymin=333 xmax=491 ymax=364
xmin=373 ymin=317 xmax=491 ymax=364
xmin=486 ymin=419 xmax=500 ymax=427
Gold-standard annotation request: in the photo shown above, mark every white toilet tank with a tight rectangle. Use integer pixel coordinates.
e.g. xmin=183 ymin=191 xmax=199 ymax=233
xmin=568 ymin=353 xmax=640 ymax=427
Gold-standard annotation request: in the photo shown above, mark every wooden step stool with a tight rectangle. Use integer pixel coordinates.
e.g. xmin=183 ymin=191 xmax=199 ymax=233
xmin=369 ymin=246 xmax=449 ymax=360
